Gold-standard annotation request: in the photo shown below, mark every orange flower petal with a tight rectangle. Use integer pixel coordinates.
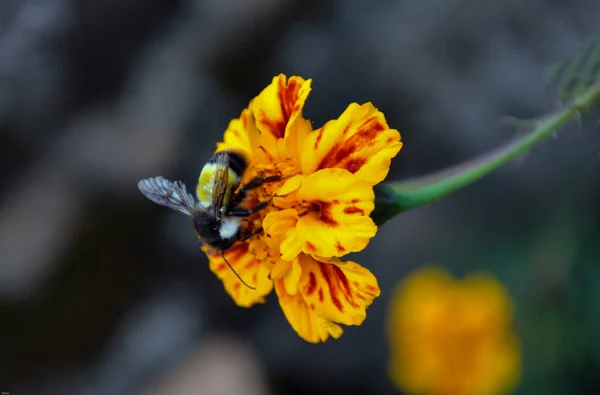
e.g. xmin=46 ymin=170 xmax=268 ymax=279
xmin=298 ymin=254 xmax=380 ymax=326
xmin=460 ymin=272 xmax=515 ymax=331
xmin=387 ymin=266 xmax=521 ymax=395
xmin=206 ymin=243 xmax=273 ymax=307
xmin=388 ymin=266 xmax=454 ymax=333
xmin=215 ymin=108 xmax=252 ymax=157
xmin=301 ymin=102 xmax=402 ymax=185
xmin=275 ymin=278 xmax=343 ymax=343
xmin=296 ymin=168 xmax=377 ymax=257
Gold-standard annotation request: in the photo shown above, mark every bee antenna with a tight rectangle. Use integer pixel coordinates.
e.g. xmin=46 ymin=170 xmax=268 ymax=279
xmin=220 ymin=251 xmax=256 ymax=290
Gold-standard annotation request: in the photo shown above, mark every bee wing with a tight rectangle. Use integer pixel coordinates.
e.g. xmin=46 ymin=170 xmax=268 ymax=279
xmin=138 ymin=176 xmax=197 ymax=216
xmin=211 ymin=153 xmax=230 ymax=221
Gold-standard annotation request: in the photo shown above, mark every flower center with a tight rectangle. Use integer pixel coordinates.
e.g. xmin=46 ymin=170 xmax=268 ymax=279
xmin=238 ymin=163 xmax=295 ymax=265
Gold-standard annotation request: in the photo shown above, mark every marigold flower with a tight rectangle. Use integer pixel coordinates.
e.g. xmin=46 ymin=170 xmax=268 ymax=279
xmin=206 ymin=74 xmax=402 ymax=342
xmin=386 ymin=266 xmax=521 ymax=395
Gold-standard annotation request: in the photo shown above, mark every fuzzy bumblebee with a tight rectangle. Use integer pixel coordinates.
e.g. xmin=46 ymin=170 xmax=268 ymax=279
xmin=138 ymin=149 xmax=284 ymax=289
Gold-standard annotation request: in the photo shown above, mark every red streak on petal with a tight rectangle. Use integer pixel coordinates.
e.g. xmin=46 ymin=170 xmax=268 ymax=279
xmin=306 ymin=241 xmax=318 ymax=253
xmin=332 ymin=265 xmax=359 ymax=308
xmin=225 ymin=243 xmax=250 ymax=262
xmin=365 ymin=284 xmax=379 ymax=294
xmin=351 ymin=199 xmax=360 ymax=204
xmin=319 ymin=262 xmax=343 ymax=313
xmin=318 ymin=201 xmax=339 ymax=227
xmin=316 ymin=116 xmax=385 ymax=170
xmin=343 ymin=206 xmax=364 ymax=215
xmin=344 ymin=157 xmax=367 ymax=174
xmin=318 ymin=288 xmax=324 ymax=302
xmin=259 ymin=110 xmax=286 ymax=140
xmin=234 ymin=283 xmax=241 ymax=291
xmin=216 ymin=263 xmax=227 ymax=272
xmin=252 ymin=273 xmax=258 ymax=283
xmin=314 ymin=129 xmax=324 ymax=150
xmin=273 ymin=77 xmax=301 ymax=139
xmin=317 ymin=142 xmax=352 ymax=170
xmin=257 ymin=145 xmax=277 ymax=163
xmin=341 ymin=124 xmax=351 ymax=137
xmin=309 ymin=303 xmax=316 ymax=310
xmin=306 ymin=272 xmax=318 ymax=296
xmin=279 ymin=77 xmax=298 ymax=121
xmin=241 ymin=111 xmax=248 ymax=128
xmin=335 ymin=241 xmax=346 ymax=253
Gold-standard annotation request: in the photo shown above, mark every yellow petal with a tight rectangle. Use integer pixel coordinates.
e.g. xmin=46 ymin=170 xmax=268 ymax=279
xmin=276 ymin=174 xmax=304 ymax=196
xmin=246 ymin=75 xmax=312 ymax=163
xmin=275 ymin=278 xmax=343 ymax=343
xmin=301 ymin=102 xmax=402 ymax=185
xmin=284 ymin=259 xmax=302 ymax=295
xmin=296 ymin=168 xmax=377 ymax=257
xmin=386 ymin=266 xmax=521 ymax=395
xmin=273 ymin=183 xmax=303 ymax=210
xmin=247 ymin=237 xmax=275 ymax=264
xmin=263 ymin=209 xmax=302 ymax=261
xmin=280 ymin=227 xmax=302 ymax=262
xmin=252 ymin=74 xmax=311 ymax=140
xmin=246 ymin=108 xmax=279 ymax=164
xmin=386 ymin=267 xmax=454 ymax=393
xmin=284 ymin=116 xmax=313 ymax=164
xmin=271 ymin=258 xmax=292 ymax=281
xmin=215 ymin=108 xmax=252 ymax=158
xmin=387 ymin=266 xmax=454 ymax=334
xmin=297 ymin=254 xmax=380 ymax=326
xmin=263 ymin=209 xmax=297 ymax=240
xmin=487 ymin=333 xmax=521 ymax=395
xmin=461 ymin=272 xmax=515 ymax=331
xmin=206 ymin=242 xmax=273 ymax=307
xmin=245 ymin=103 xmax=263 ymax=157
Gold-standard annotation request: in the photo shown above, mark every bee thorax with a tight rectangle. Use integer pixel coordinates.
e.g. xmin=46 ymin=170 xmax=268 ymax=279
xmin=219 ymin=217 xmax=242 ymax=239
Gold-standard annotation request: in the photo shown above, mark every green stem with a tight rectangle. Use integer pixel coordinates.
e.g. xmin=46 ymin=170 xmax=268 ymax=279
xmin=373 ymin=82 xmax=600 ymax=225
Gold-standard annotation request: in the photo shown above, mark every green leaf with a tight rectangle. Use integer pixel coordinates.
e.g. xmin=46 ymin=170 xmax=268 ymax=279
xmin=546 ymin=38 xmax=600 ymax=103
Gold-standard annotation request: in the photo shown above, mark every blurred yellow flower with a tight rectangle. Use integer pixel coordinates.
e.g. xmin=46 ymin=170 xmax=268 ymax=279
xmin=205 ymin=74 xmax=402 ymax=342
xmin=387 ymin=266 xmax=521 ymax=395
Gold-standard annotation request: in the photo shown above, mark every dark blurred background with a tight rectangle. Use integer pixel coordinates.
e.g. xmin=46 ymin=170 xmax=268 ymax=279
xmin=1 ymin=0 xmax=600 ymax=394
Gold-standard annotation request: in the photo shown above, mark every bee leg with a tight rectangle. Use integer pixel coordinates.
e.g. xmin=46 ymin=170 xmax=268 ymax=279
xmin=238 ymin=227 xmax=264 ymax=242
xmin=233 ymin=172 xmax=300 ymax=206
xmin=227 ymin=197 xmax=273 ymax=217
xmin=239 ymin=174 xmax=286 ymax=193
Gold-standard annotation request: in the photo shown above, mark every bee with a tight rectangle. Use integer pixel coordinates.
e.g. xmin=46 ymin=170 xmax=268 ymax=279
xmin=138 ymin=150 xmax=285 ymax=289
